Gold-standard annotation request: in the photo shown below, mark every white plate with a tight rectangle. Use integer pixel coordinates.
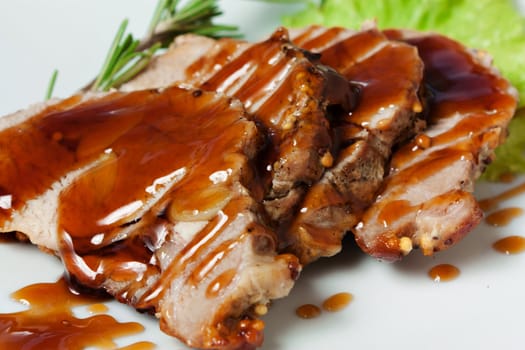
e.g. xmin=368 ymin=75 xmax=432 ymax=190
xmin=1 ymin=1 xmax=525 ymax=349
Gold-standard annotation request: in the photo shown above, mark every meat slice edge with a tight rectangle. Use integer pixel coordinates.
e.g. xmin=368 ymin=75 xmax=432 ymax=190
xmin=354 ymin=30 xmax=518 ymax=261
xmin=284 ymin=25 xmax=425 ymax=263
xmin=123 ymin=28 xmax=357 ymax=225
xmin=0 ymin=86 xmax=300 ymax=349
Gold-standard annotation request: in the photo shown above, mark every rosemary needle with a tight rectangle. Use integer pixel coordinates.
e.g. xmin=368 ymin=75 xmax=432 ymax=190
xmin=88 ymin=0 xmax=239 ymax=92
xmin=84 ymin=0 xmax=305 ymax=92
xmin=45 ymin=69 xmax=59 ymax=100
xmin=92 ymin=20 xmax=130 ymax=91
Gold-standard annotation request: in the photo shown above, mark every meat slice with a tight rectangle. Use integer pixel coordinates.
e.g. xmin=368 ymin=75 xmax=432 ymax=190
xmin=123 ymin=28 xmax=357 ymax=225
xmin=0 ymin=86 xmax=300 ymax=349
xmin=354 ymin=31 xmax=518 ymax=261
xmin=283 ymin=25 xmax=424 ymax=263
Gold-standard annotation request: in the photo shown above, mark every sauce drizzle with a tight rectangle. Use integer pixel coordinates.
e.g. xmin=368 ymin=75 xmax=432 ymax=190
xmin=0 ymin=277 xmax=154 ymax=350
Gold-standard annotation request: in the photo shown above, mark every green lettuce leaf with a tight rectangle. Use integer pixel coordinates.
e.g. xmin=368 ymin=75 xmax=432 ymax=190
xmin=484 ymin=111 xmax=525 ymax=180
xmin=283 ymin=0 xmax=525 ymax=180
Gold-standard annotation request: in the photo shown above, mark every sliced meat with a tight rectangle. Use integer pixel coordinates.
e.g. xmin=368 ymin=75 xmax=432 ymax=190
xmin=0 ymin=86 xmax=300 ymax=349
xmin=123 ymin=28 xmax=357 ymax=225
xmin=354 ymin=30 xmax=518 ymax=261
xmin=283 ymin=25 xmax=424 ymax=263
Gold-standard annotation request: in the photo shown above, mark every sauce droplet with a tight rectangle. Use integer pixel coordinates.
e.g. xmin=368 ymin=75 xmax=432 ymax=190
xmin=492 ymin=235 xmax=525 ymax=255
xmin=478 ymin=182 xmax=525 ymax=211
xmin=485 ymin=207 xmax=523 ymax=226
xmin=322 ymin=292 xmax=353 ymax=312
xmin=428 ymin=264 xmax=460 ymax=282
xmin=0 ymin=278 xmax=152 ymax=350
xmin=295 ymin=304 xmax=321 ymax=319
xmin=498 ymin=172 xmax=516 ymax=183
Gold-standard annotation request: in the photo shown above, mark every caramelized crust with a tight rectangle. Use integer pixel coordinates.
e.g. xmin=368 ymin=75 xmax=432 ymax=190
xmin=286 ymin=25 xmax=425 ymax=263
xmin=354 ymin=31 xmax=518 ymax=261
xmin=124 ymin=28 xmax=357 ymax=225
xmin=0 ymin=86 xmax=300 ymax=349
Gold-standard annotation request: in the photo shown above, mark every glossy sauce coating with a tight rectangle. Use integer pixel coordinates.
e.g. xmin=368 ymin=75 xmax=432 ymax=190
xmin=0 ymin=278 xmax=152 ymax=350
xmin=354 ymin=30 xmax=517 ymax=260
xmin=117 ymin=342 xmax=156 ymax=350
xmin=492 ymin=235 xmax=525 ymax=254
xmin=286 ymin=26 xmax=424 ymax=263
xmin=428 ymin=264 xmax=460 ymax=282
xmin=485 ymin=207 xmax=523 ymax=226
xmin=51 ymin=87 xmax=252 ymax=305
xmin=0 ymin=85 xmax=288 ymax=348
xmin=186 ymin=28 xmax=356 ymax=210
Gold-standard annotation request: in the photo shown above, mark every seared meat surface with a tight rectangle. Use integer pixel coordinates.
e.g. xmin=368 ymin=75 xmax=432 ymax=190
xmin=286 ymin=25 xmax=425 ymax=263
xmin=0 ymin=86 xmax=300 ymax=349
xmin=124 ymin=28 xmax=357 ymax=225
xmin=354 ymin=31 xmax=518 ymax=261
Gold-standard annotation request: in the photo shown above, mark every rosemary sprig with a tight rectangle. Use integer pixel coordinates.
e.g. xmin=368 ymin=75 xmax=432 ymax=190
xmin=88 ymin=0 xmax=239 ymax=92
xmin=45 ymin=69 xmax=59 ymax=100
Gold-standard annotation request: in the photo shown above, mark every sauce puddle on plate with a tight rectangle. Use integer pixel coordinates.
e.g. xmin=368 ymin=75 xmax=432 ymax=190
xmin=478 ymin=181 xmax=525 ymax=211
xmin=492 ymin=235 xmax=525 ymax=255
xmin=485 ymin=207 xmax=524 ymax=226
xmin=0 ymin=277 xmax=155 ymax=350
xmin=296 ymin=292 xmax=353 ymax=319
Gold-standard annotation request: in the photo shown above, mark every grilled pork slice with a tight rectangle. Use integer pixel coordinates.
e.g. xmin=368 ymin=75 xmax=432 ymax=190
xmin=284 ymin=25 xmax=424 ymax=263
xmin=123 ymin=28 xmax=357 ymax=224
xmin=0 ymin=86 xmax=300 ymax=349
xmin=354 ymin=31 xmax=518 ymax=261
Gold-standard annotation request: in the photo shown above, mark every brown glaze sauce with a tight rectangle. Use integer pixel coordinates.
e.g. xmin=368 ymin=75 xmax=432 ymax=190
xmin=0 ymin=85 xmax=283 ymax=347
xmin=88 ymin=303 xmax=110 ymax=314
xmin=188 ymin=28 xmax=356 ymax=208
xmin=295 ymin=304 xmax=321 ymax=319
xmin=117 ymin=342 xmax=156 ymax=350
xmin=285 ymin=26 xmax=424 ymax=261
xmin=322 ymin=292 xmax=353 ymax=312
xmin=377 ymin=200 xmax=413 ymax=228
xmin=59 ymin=88 xmax=244 ymax=299
xmin=485 ymin=207 xmax=524 ymax=226
xmin=295 ymin=291 xmax=352 ymax=319
xmin=479 ymin=182 xmax=525 ymax=211
xmin=0 ymin=278 xmax=154 ymax=350
xmin=352 ymin=31 xmax=517 ymax=259
xmin=385 ymin=31 xmax=516 ymax=172
xmin=492 ymin=235 xmax=525 ymax=254
xmin=428 ymin=264 xmax=460 ymax=282
xmin=206 ymin=268 xmax=237 ymax=298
